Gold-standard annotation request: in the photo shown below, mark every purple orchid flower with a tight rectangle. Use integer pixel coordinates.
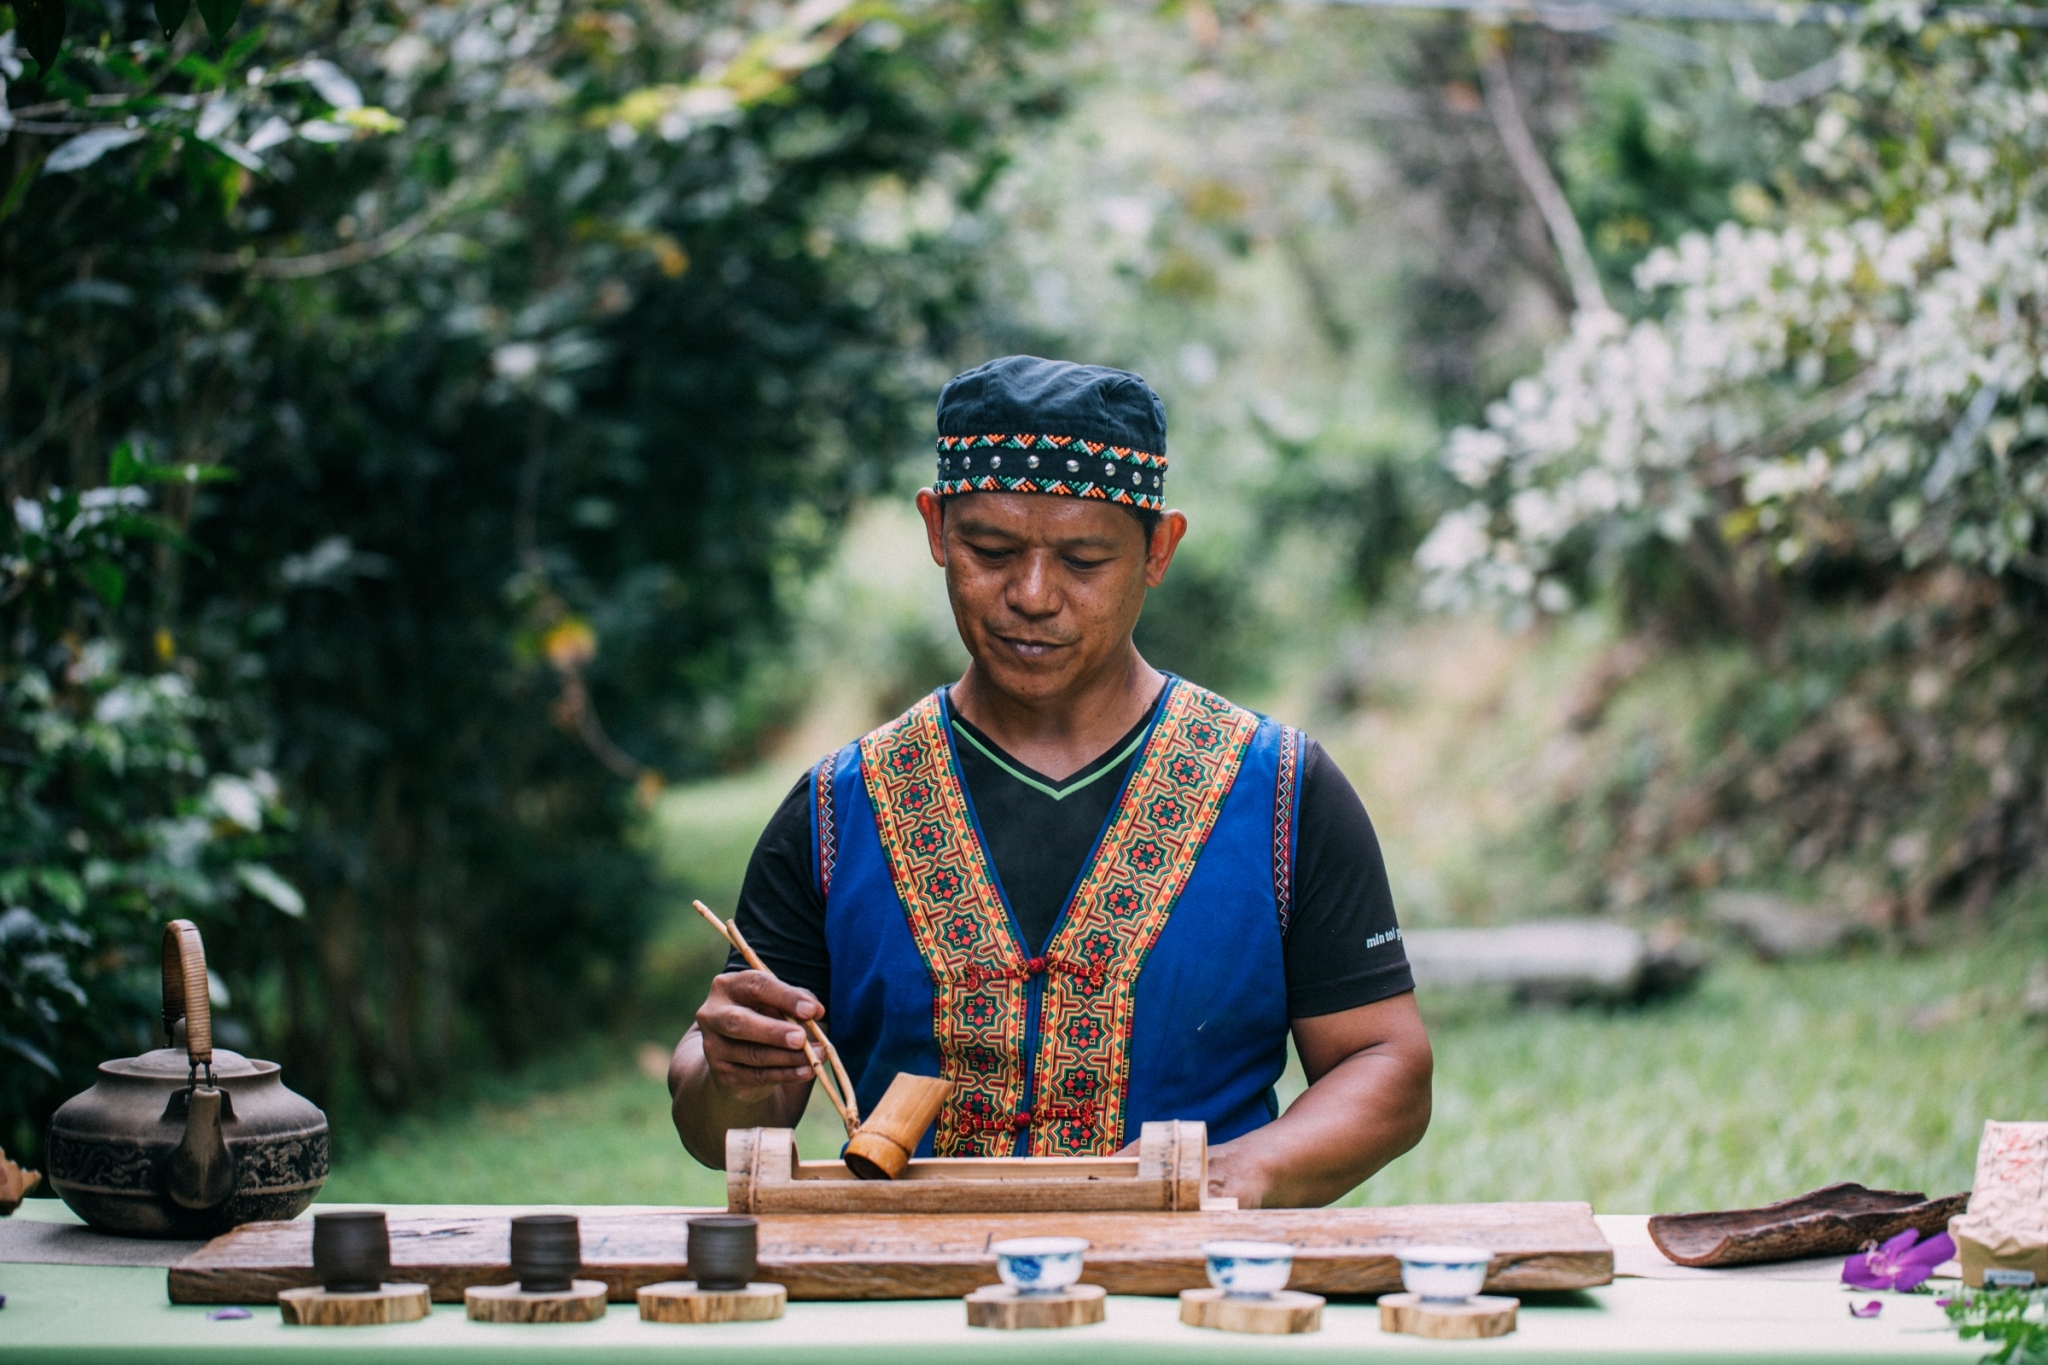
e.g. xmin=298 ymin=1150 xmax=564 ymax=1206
xmin=1842 ymin=1228 xmax=1956 ymax=1292
xmin=1850 ymin=1300 xmax=1883 ymax=1318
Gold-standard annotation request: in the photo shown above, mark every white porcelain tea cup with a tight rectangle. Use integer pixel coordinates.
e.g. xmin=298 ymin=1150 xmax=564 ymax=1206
xmin=991 ymin=1237 xmax=1088 ymax=1295
xmin=1396 ymin=1245 xmax=1491 ymax=1303
xmin=1202 ymin=1241 xmax=1296 ymax=1297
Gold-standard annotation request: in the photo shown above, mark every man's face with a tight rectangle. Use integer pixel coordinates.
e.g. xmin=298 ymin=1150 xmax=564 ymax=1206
xmin=915 ymin=490 xmax=1186 ymax=704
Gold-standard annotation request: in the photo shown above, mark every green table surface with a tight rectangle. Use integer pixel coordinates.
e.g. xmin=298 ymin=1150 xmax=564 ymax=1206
xmin=0 ymin=1204 xmax=1983 ymax=1364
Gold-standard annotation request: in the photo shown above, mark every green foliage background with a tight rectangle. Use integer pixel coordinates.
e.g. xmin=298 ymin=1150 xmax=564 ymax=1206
xmin=1 ymin=0 xmax=1060 ymax=1158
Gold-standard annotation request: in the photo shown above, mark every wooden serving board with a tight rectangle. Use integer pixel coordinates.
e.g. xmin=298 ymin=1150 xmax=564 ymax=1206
xmin=169 ymin=1202 xmax=1611 ymax=1304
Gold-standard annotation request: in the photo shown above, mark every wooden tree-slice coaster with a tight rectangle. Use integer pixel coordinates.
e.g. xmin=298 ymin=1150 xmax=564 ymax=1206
xmin=278 ymin=1283 xmax=431 ymax=1327
xmin=1178 ymin=1287 xmax=1323 ymax=1334
xmin=1378 ymin=1292 xmax=1518 ymax=1339
xmin=464 ymin=1280 xmax=609 ymax=1322
xmin=637 ymin=1281 xmax=786 ymax=1323
xmin=964 ymin=1283 xmax=1107 ymax=1330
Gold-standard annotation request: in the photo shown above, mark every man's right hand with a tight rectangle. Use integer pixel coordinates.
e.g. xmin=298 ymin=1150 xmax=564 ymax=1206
xmin=694 ymin=970 xmax=824 ymax=1101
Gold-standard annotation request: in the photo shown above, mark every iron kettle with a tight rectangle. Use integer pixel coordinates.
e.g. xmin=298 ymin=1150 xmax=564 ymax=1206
xmin=46 ymin=920 xmax=329 ymax=1237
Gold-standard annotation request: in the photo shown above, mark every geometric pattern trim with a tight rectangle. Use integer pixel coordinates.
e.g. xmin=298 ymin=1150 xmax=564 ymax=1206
xmin=1272 ymin=724 xmax=1301 ymax=935
xmin=859 ymin=681 xmax=1257 ymax=1156
xmin=1027 ymin=681 xmax=1257 ymax=1153
xmin=935 ymin=433 xmax=1169 ymax=511
xmin=859 ymin=694 xmax=1028 ymax=1157
xmin=813 ymin=748 xmax=839 ymax=901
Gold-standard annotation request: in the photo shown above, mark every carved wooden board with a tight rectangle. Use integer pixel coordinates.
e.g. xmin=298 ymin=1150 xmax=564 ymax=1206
xmin=170 ymin=1202 xmax=1611 ymax=1304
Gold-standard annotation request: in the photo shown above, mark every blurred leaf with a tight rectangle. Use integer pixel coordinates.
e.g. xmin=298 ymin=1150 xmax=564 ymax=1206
xmin=153 ymin=0 xmax=188 ymax=40
xmin=43 ymin=127 xmax=144 ymax=173
xmin=194 ymin=0 xmax=240 ymax=45
xmin=0 ymin=1030 xmax=60 ymax=1078
xmin=78 ymin=558 xmax=125 ymax=608
xmin=18 ymin=0 xmax=64 ymax=76
xmin=295 ymin=58 xmax=361 ymax=111
xmin=235 ymin=863 xmax=305 ymax=916
xmin=336 ymin=106 xmax=402 ymax=134
xmin=0 ymin=161 xmax=41 ymax=221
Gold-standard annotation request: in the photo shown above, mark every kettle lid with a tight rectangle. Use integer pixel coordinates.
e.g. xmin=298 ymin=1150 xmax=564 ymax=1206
xmin=100 ymin=1046 xmax=274 ymax=1081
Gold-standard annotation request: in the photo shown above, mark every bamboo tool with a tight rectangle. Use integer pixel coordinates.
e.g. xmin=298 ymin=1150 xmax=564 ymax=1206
xmin=728 ymin=1121 xmax=1208 ymax=1215
xmin=693 ymin=900 xmax=859 ymax=1135
xmin=843 ymin=1075 xmax=954 ymax=1181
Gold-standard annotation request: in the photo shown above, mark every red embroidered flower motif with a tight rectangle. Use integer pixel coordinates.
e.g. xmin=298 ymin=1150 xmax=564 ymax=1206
xmin=962 ymin=994 xmax=999 ymax=1028
xmin=962 ymin=1044 xmax=1002 ymax=1073
xmin=1146 ymin=796 xmax=1187 ymax=829
xmin=908 ymin=821 xmax=946 ymax=856
xmin=1063 ymin=1015 xmax=1105 ymax=1048
xmin=1167 ymin=755 xmax=1204 ymax=786
xmin=887 ymin=745 xmax=920 ymax=775
xmin=1185 ymin=720 xmax=1220 ymax=750
xmin=1059 ymin=1067 xmax=1101 ymax=1099
xmin=899 ymin=779 xmax=934 ymax=812
xmin=1104 ymin=884 xmax=1143 ymax=917
xmin=1057 ymin=1118 xmax=1095 ymax=1148
xmin=1078 ymin=930 xmax=1117 ymax=960
xmin=1126 ymin=839 xmax=1166 ymax=874
xmin=939 ymin=908 xmax=978 ymax=946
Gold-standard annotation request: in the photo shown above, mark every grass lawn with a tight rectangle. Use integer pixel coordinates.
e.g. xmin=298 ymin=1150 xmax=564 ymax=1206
xmin=322 ymin=891 xmax=2047 ymax=1212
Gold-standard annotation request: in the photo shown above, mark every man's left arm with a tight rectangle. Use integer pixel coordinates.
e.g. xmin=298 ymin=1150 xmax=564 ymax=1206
xmin=1205 ymin=993 xmax=1433 ymax=1208
xmin=1203 ymin=736 xmax=1432 ymax=1207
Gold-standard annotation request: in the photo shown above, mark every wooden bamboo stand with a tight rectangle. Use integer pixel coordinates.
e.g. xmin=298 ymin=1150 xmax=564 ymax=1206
xmin=964 ymin=1284 xmax=1106 ymax=1329
xmin=464 ymin=1280 xmax=609 ymax=1322
xmin=1178 ymin=1287 xmax=1324 ymax=1334
xmin=278 ymin=1284 xmax=431 ymax=1326
xmin=1379 ymin=1292 xmax=1519 ymax=1339
xmin=728 ymin=1120 xmax=1208 ymax=1214
xmin=637 ymin=1281 xmax=787 ymax=1323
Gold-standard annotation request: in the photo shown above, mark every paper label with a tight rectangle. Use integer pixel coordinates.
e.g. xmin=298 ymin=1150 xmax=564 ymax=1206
xmin=1982 ymin=1268 xmax=2038 ymax=1288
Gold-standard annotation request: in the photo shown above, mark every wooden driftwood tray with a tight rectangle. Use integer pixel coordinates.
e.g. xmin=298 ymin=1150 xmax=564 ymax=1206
xmin=1648 ymin=1183 xmax=1970 ymax=1268
xmin=169 ymin=1202 xmax=1612 ymax=1304
xmin=727 ymin=1121 xmax=1208 ymax=1215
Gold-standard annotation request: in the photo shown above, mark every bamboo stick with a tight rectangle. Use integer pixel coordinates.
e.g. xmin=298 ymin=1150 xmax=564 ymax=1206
xmin=693 ymin=900 xmax=860 ymax=1134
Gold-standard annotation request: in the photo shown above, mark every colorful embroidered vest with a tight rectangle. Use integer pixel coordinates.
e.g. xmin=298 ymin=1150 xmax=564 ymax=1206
xmin=810 ymin=677 xmax=1304 ymax=1157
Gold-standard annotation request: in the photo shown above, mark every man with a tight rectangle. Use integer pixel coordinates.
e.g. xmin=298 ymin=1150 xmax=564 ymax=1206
xmin=670 ymin=356 xmax=1430 ymax=1208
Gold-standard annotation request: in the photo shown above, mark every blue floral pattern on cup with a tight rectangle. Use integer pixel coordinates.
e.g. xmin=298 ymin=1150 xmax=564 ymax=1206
xmin=1396 ymin=1245 xmax=1491 ymax=1303
xmin=992 ymin=1237 xmax=1088 ymax=1295
xmin=1202 ymin=1241 xmax=1295 ymax=1297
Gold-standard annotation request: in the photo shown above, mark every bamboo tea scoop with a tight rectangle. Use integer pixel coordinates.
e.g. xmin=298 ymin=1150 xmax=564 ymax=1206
xmin=844 ymin=1074 xmax=954 ymax=1181
xmin=693 ymin=901 xmax=861 ymax=1136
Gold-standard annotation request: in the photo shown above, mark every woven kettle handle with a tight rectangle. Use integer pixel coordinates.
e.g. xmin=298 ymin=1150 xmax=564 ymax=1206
xmin=161 ymin=920 xmax=212 ymax=1068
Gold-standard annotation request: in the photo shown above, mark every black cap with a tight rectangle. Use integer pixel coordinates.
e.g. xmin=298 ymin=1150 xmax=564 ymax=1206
xmin=934 ymin=355 xmax=1168 ymax=511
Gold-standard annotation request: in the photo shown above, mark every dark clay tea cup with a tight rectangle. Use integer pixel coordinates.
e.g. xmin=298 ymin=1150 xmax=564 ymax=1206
xmin=510 ymin=1214 xmax=581 ymax=1293
xmin=688 ymin=1215 xmax=757 ymax=1291
xmin=312 ymin=1210 xmax=390 ymax=1293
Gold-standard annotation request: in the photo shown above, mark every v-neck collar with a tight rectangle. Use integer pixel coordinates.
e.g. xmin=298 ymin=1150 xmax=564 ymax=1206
xmin=947 ymin=697 xmax=1159 ymax=802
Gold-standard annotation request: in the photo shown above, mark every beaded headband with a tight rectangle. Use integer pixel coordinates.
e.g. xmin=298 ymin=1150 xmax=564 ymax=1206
xmin=934 ymin=434 xmax=1168 ymax=512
